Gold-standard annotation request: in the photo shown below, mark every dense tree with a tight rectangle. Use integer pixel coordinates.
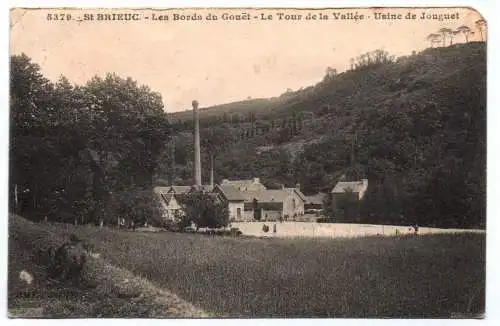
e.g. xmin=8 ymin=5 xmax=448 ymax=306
xmin=182 ymin=191 xmax=229 ymax=228
xmin=438 ymin=28 xmax=453 ymax=46
xmin=10 ymin=54 xmax=170 ymax=225
xmin=105 ymin=190 xmax=164 ymax=227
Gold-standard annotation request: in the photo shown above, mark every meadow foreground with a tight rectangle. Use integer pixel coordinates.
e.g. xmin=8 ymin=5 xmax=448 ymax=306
xmin=9 ymin=215 xmax=485 ymax=318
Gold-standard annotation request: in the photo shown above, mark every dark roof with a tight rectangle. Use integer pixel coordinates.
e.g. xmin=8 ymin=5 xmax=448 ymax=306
xmin=216 ymin=184 xmax=245 ymax=201
xmin=259 ymin=202 xmax=284 ymax=210
xmin=244 ymin=202 xmax=283 ymax=211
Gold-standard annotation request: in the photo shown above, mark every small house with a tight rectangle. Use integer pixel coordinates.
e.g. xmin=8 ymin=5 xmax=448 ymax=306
xmin=330 ymin=179 xmax=369 ymax=211
xmin=213 ymin=184 xmax=246 ymax=221
xmin=153 ymin=187 xmax=186 ymax=222
xmin=217 ymin=177 xmax=306 ymax=221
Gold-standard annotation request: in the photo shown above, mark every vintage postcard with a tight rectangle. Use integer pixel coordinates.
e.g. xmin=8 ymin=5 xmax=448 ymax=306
xmin=8 ymin=7 xmax=486 ymax=319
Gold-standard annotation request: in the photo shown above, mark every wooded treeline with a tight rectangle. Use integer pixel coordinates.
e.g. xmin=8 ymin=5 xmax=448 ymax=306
xmin=10 ymin=53 xmax=170 ymax=226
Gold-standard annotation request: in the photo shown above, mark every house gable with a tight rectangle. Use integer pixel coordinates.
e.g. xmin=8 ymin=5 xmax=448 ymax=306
xmin=331 ymin=179 xmax=369 ymax=200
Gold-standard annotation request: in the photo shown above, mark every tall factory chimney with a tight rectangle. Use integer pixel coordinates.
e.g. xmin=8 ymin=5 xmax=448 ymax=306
xmin=192 ymin=100 xmax=202 ymax=187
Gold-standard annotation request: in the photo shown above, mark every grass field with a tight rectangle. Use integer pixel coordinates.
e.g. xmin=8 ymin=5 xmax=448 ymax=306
xmin=8 ymin=215 xmax=208 ymax=318
xmin=9 ymin=215 xmax=485 ymax=318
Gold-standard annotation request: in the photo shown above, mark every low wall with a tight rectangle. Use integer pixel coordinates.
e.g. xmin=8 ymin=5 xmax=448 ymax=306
xmin=230 ymin=221 xmax=485 ymax=238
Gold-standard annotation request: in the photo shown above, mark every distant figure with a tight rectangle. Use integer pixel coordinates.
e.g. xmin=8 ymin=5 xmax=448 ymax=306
xmin=414 ymin=224 xmax=419 ymax=235
xmin=273 ymin=223 xmax=277 ymax=234
xmin=395 ymin=229 xmax=399 ymax=236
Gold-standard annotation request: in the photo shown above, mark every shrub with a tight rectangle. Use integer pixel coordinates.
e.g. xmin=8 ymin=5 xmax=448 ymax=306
xmin=104 ymin=189 xmax=164 ymax=227
xmin=183 ymin=190 xmax=229 ymax=228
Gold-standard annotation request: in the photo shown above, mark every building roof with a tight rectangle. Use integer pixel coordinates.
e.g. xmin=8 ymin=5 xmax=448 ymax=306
xmin=331 ymin=180 xmax=368 ymax=193
xmin=239 ymin=189 xmax=264 ymax=202
xmin=239 ymin=189 xmax=292 ymax=203
xmin=306 ymin=193 xmax=326 ymax=205
xmin=285 ymin=188 xmax=307 ymax=201
xmin=168 ymin=186 xmax=192 ymax=194
xmin=216 ymin=184 xmax=245 ymax=201
xmin=219 ymin=178 xmax=305 ymax=204
xmin=258 ymin=189 xmax=291 ymax=203
xmin=154 ymin=186 xmax=171 ymax=195
xmin=153 ymin=188 xmax=181 ymax=207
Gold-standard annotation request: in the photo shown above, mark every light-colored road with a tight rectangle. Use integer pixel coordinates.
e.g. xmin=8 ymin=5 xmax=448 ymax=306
xmin=230 ymin=221 xmax=485 ymax=238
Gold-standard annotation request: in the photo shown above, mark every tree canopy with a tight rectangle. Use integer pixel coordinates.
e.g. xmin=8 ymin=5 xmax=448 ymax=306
xmin=10 ymin=53 xmax=171 ymax=225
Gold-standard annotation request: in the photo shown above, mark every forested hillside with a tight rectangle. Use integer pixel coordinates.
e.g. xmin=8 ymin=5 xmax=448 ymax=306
xmin=163 ymin=42 xmax=486 ymax=228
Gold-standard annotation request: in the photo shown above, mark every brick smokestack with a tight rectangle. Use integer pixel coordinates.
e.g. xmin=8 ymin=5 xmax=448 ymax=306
xmin=192 ymin=100 xmax=202 ymax=186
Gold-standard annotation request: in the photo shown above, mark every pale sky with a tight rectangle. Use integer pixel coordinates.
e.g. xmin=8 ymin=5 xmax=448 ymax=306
xmin=10 ymin=7 xmax=484 ymax=112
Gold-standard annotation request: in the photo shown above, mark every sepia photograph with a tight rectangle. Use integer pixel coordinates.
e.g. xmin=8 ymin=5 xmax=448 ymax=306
xmin=7 ymin=6 xmax=487 ymax=319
